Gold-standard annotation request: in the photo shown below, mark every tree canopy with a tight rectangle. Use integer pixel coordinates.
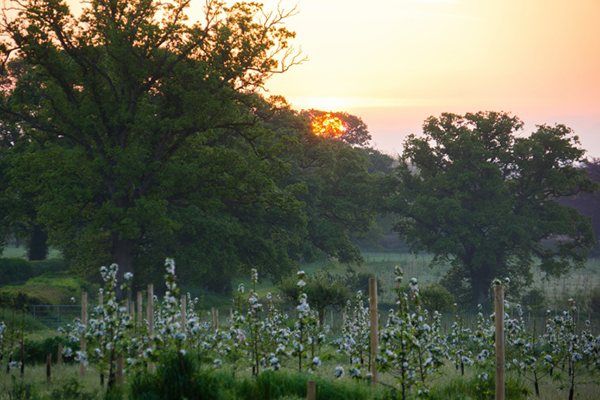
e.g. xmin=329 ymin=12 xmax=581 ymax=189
xmin=388 ymin=111 xmax=597 ymax=305
xmin=0 ymin=0 xmax=302 ymax=284
xmin=0 ymin=0 xmax=380 ymax=293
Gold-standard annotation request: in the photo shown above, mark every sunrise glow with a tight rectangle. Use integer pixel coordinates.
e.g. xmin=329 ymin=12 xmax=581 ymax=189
xmin=311 ymin=114 xmax=346 ymax=138
xmin=264 ymin=0 xmax=600 ymax=156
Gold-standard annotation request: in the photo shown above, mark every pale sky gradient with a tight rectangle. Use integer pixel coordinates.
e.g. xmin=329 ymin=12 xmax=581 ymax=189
xmin=261 ymin=0 xmax=600 ymax=158
xmin=59 ymin=0 xmax=600 ymax=158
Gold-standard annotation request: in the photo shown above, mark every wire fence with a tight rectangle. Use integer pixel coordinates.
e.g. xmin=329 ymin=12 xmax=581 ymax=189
xmin=27 ymin=305 xmax=84 ymax=330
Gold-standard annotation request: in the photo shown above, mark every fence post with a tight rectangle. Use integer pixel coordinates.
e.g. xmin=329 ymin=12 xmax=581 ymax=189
xmin=307 ymin=380 xmax=316 ymax=400
xmin=80 ymin=291 xmax=87 ymax=377
xmin=495 ymin=285 xmax=505 ymax=400
xmin=46 ymin=353 xmax=52 ymax=384
xmin=369 ymin=277 xmax=379 ymax=385
xmin=147 ymin=284 xmax=155 ymax=373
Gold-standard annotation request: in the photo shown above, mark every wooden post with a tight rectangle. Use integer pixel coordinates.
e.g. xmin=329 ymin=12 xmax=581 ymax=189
xmin=495 ymin=285 xmax=505 ymax=400
xmin=307 ymin=380 xmax=316 ymax=400
xmin=116 ymin=355 xmax=124 ymax=386
xmin=211 ymin=307 xmax=215 ymax=329
xmin=369 ymin=277 xmax=379 ymax=385
xmin=57 ymin=344 xmax=63 ymax=367
xmin=80 ymin=291 xmax=87 ymax=377
xmin=147 ymin=284 xmax=155 ymax=373
xmin=46 ymin=353 xmax=52 ymax=384
xmin=137 ymin=292 xmax=143 ymax=327
xmin=215 ymin=309 xmax=219 ymax=329
xmin=181 ymin=295 xmax=187 ymax=332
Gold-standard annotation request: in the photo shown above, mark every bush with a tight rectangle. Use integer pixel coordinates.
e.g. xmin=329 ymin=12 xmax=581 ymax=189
xmin=0 ymin=271 xmax=92 ymax=307
xmin=20 ymin=336 xmax=77 ymax=365
xmin=0 ymin=258 xmax=33 ymax=286
xmin=520 ymin=288 xmax=547 ymax=310
xmin=29 ymin=259 xmax=67 ymax=276
xmin=130 ymin=352 xmax=206 ymax=400
xmin=421 ymin=283 xmax=455 ymax=312
xmin=131 ymin=352 xmax=386 ymax=400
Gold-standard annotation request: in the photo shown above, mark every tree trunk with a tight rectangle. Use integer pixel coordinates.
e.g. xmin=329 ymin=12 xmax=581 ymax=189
xmin=27 ymin=224 xmax=48 ymax=261
xmin=111 ymin=235 xmax=133 ymax=300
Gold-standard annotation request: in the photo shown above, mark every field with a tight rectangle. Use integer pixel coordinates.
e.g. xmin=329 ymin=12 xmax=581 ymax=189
xmin=1 ymin=249 xmax=599 ymax=399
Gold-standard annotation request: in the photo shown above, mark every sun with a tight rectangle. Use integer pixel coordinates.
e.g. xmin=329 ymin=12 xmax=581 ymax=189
xmin=311 ymin=113 xmax=346 ymax=138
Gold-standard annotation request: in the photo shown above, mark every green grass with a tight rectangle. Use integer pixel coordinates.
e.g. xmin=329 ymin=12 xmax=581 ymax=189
xmin=0 ymin=246 xmax=61 ymax=259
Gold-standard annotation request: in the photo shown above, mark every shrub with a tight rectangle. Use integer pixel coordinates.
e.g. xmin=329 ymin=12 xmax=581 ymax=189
xmin=21 ymin=336 xmax=77 ymax=365
xmin=421 ymin=282 xmax=455 ymax=312
xmin=0 ymin=271 xmax=92 ymax=307
xmin=29 ymin=259 xmax=67 ymax=276
xmin=0 ymin=258 xmax=32 ymax=286
xmin=520 ymin=288 xmax=547 ymax=310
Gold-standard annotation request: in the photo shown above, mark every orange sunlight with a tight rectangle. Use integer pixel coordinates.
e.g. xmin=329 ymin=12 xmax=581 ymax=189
xmin=311 ymin=114 xmax=346 ymax=138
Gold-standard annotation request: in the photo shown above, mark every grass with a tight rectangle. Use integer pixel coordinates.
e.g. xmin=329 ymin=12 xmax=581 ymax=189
xmin=0 ymin=355 xmax=598 ymax=399
xmin=0 ymin=246 xmax=61 ymax=260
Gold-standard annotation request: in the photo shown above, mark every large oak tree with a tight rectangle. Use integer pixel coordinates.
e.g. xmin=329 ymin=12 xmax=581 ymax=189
xmin=0 ymin=0 xmax=303 ymax=284
xmin=389 ymin=112 xmax=597 ymax=305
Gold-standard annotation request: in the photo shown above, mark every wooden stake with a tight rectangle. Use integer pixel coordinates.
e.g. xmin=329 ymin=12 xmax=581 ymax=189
xmin=495 ymin=285 xmax=505 ymax=400
xmin=137 ymin=292 xmax=143 ymax=327
xmin=369 ymin=277 xmax=379 ymax=385
xmin=46 ymin=353 xmax=52 ymax=384
xmin=57 ymin=344 xmax=63 ymax=367
xmin=216 ymin=309 xmax=219 ymax=329
xmin=80 ymin=291 xmax=87 ymax=377
xmin=211 ymin=307 xmax=215 ymax=329
xmin=116 ymin=355 xmax=124 ymax=386
xmin=307 ymin=380 xmax=316 ymax=400
xmin=181 ymin=295 xmax=187 ymax=332
xmin=147 ymin=284 xmax=155 ymax=373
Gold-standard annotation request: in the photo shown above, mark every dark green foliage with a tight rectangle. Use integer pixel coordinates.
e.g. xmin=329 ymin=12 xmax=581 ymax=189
xmin=590 ymin=287 xmax=600 ymax=315
xmin=3 ymin=376 xmax=39 ymax=400
xmin=48 ymin=378 xmax=98 ymax=400
xmin=29 ymin=259 xmax=67 ymax=276
xmin=277 ymin=270 xmax=350 ymax=324
xmin=0 ymin=258 xmax=32 ymax=286
xmin=131 ymin=352 xmax=384 ymax=400
xmin=0 ymin=271 xmax=91 ymax=307
xmin=130 ymin=353 xmax=206 ymax=400
xmin=343 ymin=270 xmax=383 ymax=297
xmin=520 ymin=288 xmax=547 ymax=310
xmin=426 ymin=375 xmax=530 ymax=400
xmin=421 ymin=282 xmax=455 ymax=312
xmin=389 ymin=111 xmax=597 ymax=305
xmin=20 ymin=336 xmax=76 ymax=365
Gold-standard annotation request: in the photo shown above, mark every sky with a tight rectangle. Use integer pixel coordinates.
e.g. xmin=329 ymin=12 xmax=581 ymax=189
xmin=260 ymin=0 xmax=600 ymax=158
